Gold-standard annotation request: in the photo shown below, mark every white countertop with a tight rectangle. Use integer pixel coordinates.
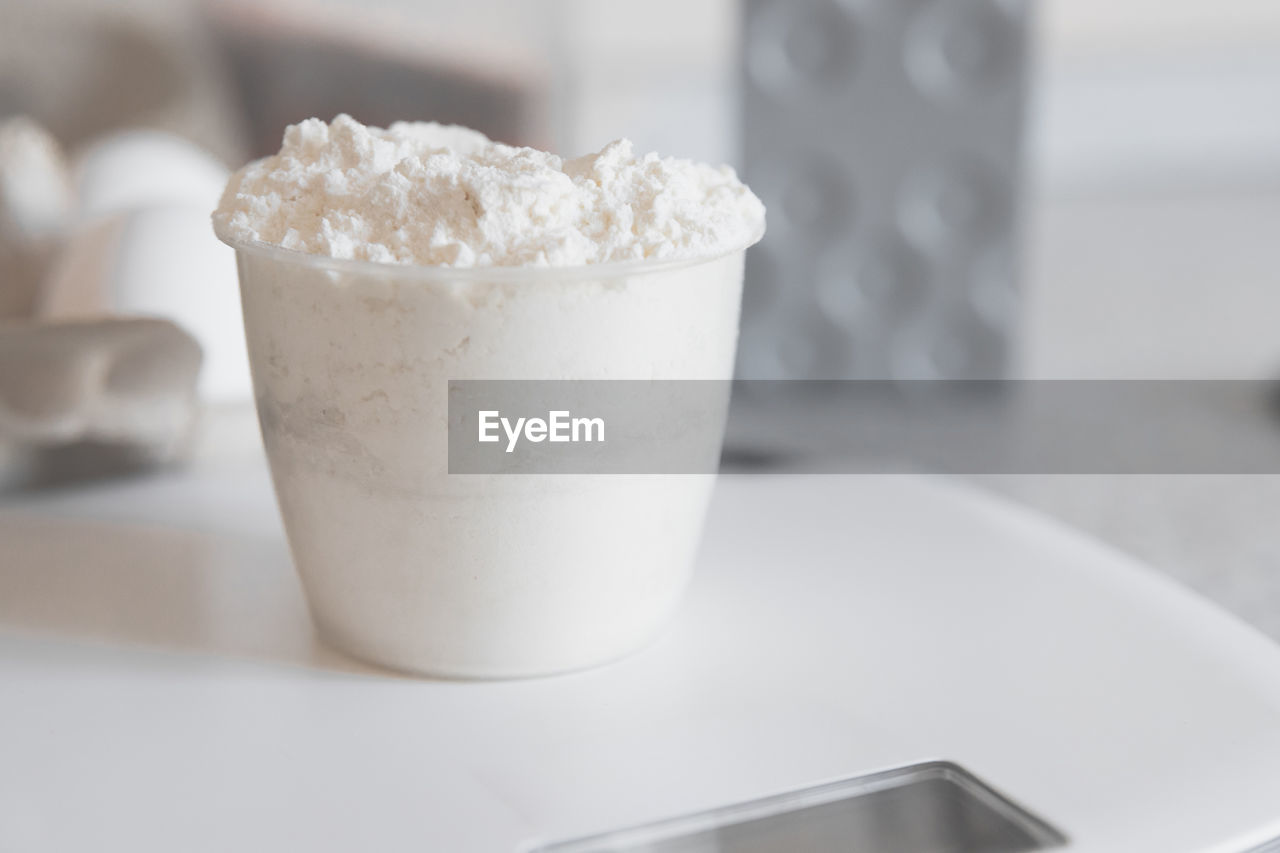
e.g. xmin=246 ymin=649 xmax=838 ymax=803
xmin=2 ymin=408 xmax=1280 ymax=852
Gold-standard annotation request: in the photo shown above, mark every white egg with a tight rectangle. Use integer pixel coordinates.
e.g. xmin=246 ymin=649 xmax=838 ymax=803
xmin=75 ymin=130 xmax=231 ymax=221
xmin=0 ymin=116 xmax=74 ymax=239
xmin=0 ymin=116 xmax=74 ymax=319
xmin=42 ymin=203 xmax=251 ymax=404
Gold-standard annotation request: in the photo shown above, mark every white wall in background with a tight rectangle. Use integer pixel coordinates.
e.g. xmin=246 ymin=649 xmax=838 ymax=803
xmin=1025 ymin=0 xmax=1280 ymax=378
xmin=1033 ymin=0 xmax=1280 ymax=196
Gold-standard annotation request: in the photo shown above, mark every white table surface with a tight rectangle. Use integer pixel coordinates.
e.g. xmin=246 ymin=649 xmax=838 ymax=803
xmin=2 ymin=408 xmax=1280 ymax=852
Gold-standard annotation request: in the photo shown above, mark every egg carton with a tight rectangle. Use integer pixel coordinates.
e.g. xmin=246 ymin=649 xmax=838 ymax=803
xmin=739 ymin=0 xmax=1029 ymax=379
xmin=0 ymin=318 xmax=203 ymax=490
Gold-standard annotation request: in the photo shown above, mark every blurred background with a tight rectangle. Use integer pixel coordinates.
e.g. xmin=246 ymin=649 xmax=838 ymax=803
xmin=2 ymin=0 xmax=1279 ymax=634
xmin=2 ymin=0 xmax=1280 ymax=384
xmin=3 ymin=0 xmax=1279 ymax=383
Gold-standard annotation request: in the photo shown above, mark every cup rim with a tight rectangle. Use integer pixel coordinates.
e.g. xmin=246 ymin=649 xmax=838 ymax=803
xmin=212 ymin=219 xmax=765 ymax=282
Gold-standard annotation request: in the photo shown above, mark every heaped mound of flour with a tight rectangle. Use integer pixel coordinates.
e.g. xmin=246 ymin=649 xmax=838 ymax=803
xmin=213 ymin=114 xmax=765 ymax=268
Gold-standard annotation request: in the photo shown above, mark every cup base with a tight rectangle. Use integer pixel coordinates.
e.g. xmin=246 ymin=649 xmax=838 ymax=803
xmin=309 ymin=604 xmax=683 ymax=681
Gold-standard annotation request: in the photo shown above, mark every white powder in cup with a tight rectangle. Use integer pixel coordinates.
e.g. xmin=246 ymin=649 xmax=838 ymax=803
xmin=214 ymin=114 xmax=764 ymax=268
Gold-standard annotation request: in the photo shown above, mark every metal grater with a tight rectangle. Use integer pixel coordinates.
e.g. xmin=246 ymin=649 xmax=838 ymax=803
xmin=739 ymin=0 xmax=1030 ymax=379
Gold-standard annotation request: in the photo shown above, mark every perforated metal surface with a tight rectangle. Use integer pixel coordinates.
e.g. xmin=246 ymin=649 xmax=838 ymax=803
xmin=739 ymin=0 xmax=1029 ymax=379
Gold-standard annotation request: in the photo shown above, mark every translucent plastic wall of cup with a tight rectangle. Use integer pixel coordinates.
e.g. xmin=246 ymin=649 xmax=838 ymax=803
xmin=218 ymin=232 xmax=755 ymax=678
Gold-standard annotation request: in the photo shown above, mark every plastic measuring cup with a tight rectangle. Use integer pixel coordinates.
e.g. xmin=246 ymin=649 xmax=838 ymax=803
xmin=215 ymin=224 xmax=761 ymax=678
